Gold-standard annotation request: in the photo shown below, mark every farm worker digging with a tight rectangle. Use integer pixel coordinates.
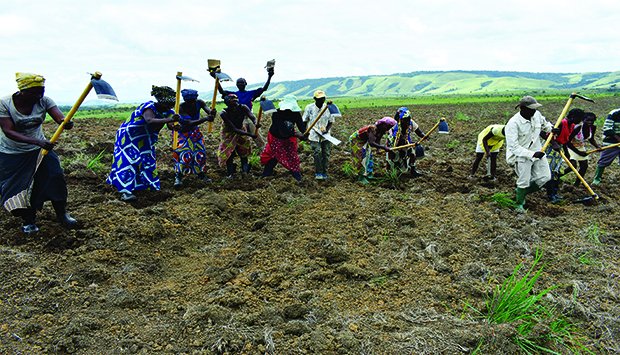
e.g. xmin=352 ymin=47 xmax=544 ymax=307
xmin=0 ymin=72 xmax=78 ymax=234
xmin=470 ymin=124 xmax=505 ymax=181
xmin=302 ymin=90 xmax=336 ymax=180
xmin=107 ymin=86 xmax=179 ymax=202
xmin=216 ymin=94 xmax=257 ymax=178
xmin=260 ymin=95 xmax=307 ymax=181
xmin=543 ymin=108 xmax=584 ymax=203
xmin=505 ymin=95 xmax=558 ymax=213
xmin=386 ymin=107 xmax=427 ymax=177
xmin=592 ymin=108 xmax=620 ymax=185
xmin=349 ymin=117 xmax=395 ymax=185
xmin=562 ymin=112 xmax=600 ymax=187
xmin=171 ymin=89 xmax=216 ymax=188
xmin=211 ymin=64 xmax=274 ymax=151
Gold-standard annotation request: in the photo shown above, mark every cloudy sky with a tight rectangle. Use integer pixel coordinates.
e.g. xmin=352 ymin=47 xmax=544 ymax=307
xmin=1 ymin=0 xmax=618 ymax=103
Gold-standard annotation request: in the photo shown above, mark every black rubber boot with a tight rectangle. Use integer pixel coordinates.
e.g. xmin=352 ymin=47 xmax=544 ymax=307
xmin=197 ymin=172 xmax=212 ymax=183
xmin=13 ymin=208 xmax=39 ymax=234
xmin=290 ymin=171 xmax=302 ymax=181
xmin=240 ymin=157 xmax=250 ymax=174
xmin=52 ymin=201 xmax=78 ymax=229
xmin=544 ymin=180 xmax=562 ymax=204
xmin=262 ymin=159 xmax=277 ymax=177
xmin=226 ymin=159 xmax=237 ymax=178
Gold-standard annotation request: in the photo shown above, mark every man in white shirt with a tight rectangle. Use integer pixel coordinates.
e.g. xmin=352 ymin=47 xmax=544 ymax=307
xmin=302 ymin=90 xmax=335 ymax=179
xmin=505 ymin=96 xmax=555 ymax=212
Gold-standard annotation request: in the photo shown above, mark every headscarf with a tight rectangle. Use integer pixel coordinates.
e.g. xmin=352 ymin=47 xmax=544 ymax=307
xmin=223 ymin=93 xmax=238 ymax=106
xmin=396 ymin=107 xmax=411 ymax=120
xmin=278 ymin=94 xmax=301 ymax=112
xmin=375 ymin=117 xmax=397 ymax=127
xmin=151 ymin=85 xmax=176 ymax=104
xmin=181 ymin=89 xmax=199 ymax=101
xmin=16 ymin=72 xmax=45 ymax=91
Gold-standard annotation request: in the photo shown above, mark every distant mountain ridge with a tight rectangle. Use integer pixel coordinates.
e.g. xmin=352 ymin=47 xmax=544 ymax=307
xmin=205 ymin=70 xmax=620 ymax=100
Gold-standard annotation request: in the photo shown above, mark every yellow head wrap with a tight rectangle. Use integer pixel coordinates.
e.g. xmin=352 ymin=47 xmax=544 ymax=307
xmin=16 ymin=72 xmax=46 ymax=91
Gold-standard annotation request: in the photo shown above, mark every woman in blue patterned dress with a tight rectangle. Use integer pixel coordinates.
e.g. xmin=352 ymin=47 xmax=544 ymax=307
xmin=172 ymin=89 xmax=216 ymax=187
xmin=107 ymin=86 xmax=179 ymax=201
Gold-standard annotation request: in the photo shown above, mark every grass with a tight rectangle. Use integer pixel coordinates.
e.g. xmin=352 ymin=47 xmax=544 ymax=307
xmin=446 ymin=139 xmax=461 ymax=149
xmin=248 ymin=151 xmax=261 ymax=169
xmin=585 ymin=222 xmax=603 ymax=244
xmin=86 ymin=149 xmax=107 ymax=173
xmin=377 ymin=166 xmax=402 ymax=188
xmin=469 ymin=250 xmax=590 ymax=354
xmin=341 ymin=161 xmax=358 ymax=178
xmin=455 ymin=111 xmax=473 ymax=121
xmin=481 ymin=192 xmax=517 ymax=209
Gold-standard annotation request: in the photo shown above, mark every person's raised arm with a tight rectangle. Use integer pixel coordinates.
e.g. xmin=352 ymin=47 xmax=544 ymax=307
xmin=261 ymin=68 xmax=274 ymax=92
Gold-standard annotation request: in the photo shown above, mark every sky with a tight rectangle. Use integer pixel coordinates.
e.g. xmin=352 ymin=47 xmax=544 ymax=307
xmin=1 ymin=0 xmax=618 ymax=104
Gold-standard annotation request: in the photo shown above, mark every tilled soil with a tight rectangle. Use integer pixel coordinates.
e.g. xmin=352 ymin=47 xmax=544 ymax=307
xmin=1 ymin=97 xmax=619 ymax=354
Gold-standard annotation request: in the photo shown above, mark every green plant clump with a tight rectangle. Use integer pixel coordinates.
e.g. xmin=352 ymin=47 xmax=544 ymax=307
xmin=478 ymin=250 xmax=590 ymax=354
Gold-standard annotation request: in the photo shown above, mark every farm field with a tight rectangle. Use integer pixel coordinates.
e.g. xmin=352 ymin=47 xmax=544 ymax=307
xmin=1 ymin=95 xmax=619 ymax=354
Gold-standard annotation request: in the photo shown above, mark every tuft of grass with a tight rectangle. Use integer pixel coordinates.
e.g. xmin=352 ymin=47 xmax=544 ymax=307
xmin=378 ymin=166 xmax=402 ymax=188
xmin=469 ymin=250 xmax=591 ymax=354
xmin=585 ymin=222 xmax=602 ymax=245
xmin=248 ymin=150 xmax=261 ymax=169
xmin=481 ymin=192 xmax=517 ymax=209
xmin=446 ymin=139 xmax=461 ymax=149
xmin=86 ymin=149 xmax=107 ymax=173
xmin=341 ymin=161 xmax=358 ymax=178
xmin=298 ymin=141 xmax=313 ymax=154
xmin=368 ymin=275 xmax=389 ymax=288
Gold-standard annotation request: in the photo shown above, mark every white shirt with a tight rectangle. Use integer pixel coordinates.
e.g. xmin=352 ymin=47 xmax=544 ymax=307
xmin=0 ymin=95 xmax=56 ymax=154
xmin=505 ymin=110 xmax=553 ymax=165
xmin=302 ymin=103 xmax=334 ymax=142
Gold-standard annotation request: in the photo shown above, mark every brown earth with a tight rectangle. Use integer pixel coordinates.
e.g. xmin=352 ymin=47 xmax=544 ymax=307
xmin=1 ymin=96 xmax=619 ymax=354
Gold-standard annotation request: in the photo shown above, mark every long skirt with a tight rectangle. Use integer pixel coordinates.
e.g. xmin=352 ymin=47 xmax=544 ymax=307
xmin=107 ymin=123 xmax=160 ymax=194
xmin=349 ymin=133 xmax=373 ymax=176
xmin=216 ymin=130 xmax=251 ymax=167
xmin=260 ymin=132 xmax=300 ymax=172
xmin=173 ymin=127 xmax=207 ymax=175
xmin=0 ymin=150 xmax=67 ymax=212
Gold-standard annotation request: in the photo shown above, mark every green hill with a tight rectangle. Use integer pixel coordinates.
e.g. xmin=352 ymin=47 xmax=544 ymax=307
xmin=204 ymin=70 xmax=620 ymax=100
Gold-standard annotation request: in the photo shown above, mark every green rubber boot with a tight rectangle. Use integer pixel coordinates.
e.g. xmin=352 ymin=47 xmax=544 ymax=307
xmin=592 ymin=166 xmax=605 ymax=185
xmin=515 ymin=187 xmax=527 ymax=213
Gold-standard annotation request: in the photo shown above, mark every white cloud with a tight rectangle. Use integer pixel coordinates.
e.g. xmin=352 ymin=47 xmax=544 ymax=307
xmin=1 ymin=0 xmax=618 ymax=103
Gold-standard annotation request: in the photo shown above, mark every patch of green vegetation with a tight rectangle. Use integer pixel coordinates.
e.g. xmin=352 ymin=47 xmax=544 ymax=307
xmin=248 ymin=151 xmax=261 ymax=169
xmin=455 ymin=112 xmax=473 ymax=121
xmin=469 ymin=250 xmax=590 ymax=354
xmin=368 ymin=275 xmax=389 ymax=288
xmin=341 ymin=161 xmax=358 ymax=178
xmin=481 ymin=192 xmax=517 ymax=209
xmin=585 ymin=222 xmax=603 ymax=245
xmin=86 ymin=149 xmax=107 ymax=173
xmin=377 ymin=166 xmax=402 ymax=188
xmin=298 ymin=141 xmax=313 ymax=154
xmin=577 ymin=252 xmax=596 ymax=266
xmin=446 ymin=140 xmax=461 ymax=149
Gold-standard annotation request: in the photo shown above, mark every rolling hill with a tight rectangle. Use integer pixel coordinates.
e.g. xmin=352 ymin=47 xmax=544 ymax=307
xmin=208 ymin=70 xmax=620 ymax=100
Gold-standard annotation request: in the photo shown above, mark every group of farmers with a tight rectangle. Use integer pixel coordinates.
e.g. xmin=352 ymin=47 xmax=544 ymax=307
xmin=470 ymin=95 xmax=619 ymax=212
xmin=1 ymin=70 xmax=619 ymax=234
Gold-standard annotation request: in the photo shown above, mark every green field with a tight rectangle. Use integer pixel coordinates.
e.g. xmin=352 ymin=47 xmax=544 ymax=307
xmin=59 ymin=92 xmax=620 ymax=121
